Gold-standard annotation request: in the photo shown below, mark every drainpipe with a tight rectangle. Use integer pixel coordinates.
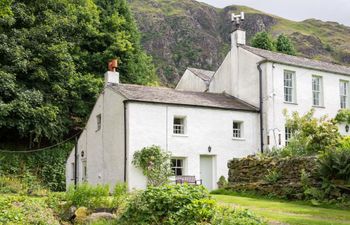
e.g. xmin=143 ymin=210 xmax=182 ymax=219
xmin=257 ymin=62 xmax=265 ymax=153
xmin=74 ymin=136 xmax=78 ymax=187
xmin=123 ymin=101 xmax=127 ymax=182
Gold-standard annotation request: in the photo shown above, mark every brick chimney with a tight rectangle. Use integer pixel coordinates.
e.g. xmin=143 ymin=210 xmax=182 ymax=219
xmin=104 ymin=59 xmax=119 ymax=85
xmin=231 ymin=12 xmax=246 ymax=48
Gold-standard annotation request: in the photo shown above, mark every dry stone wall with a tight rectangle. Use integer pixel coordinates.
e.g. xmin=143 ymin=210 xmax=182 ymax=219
xmin=226 ymin=156 xmax=320 ymax=199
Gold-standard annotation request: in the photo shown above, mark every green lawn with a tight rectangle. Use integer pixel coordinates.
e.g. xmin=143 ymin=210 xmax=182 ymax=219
xmin=212 ymin=194 xmax=350 ymax=225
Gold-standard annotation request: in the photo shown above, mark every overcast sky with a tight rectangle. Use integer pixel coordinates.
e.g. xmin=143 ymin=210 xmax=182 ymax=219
xmin=197 ymin=0 xmax=350 ymax=26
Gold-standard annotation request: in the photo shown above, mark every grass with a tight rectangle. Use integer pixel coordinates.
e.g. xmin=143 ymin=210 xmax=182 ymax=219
xmin=212 ymin=194 xmax=350 ymax=225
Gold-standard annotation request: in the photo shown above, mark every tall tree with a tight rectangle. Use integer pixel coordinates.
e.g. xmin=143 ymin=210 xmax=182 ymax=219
xmin=93 ymin=0 xmax=158 ymax=85
xmin=251 ymin=32 xmax=275 ymax=51
xmin=0 ymin=0 xmax=158 ymax=147
xmin=0 ymin=0 xmax=12 ymax=18
xmin=275 ymin=34 xmax=296 ymax=56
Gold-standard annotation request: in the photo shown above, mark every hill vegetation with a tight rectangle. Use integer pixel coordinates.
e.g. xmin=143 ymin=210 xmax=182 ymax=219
xmin=128 ymin=0 xmax=350 ymax=85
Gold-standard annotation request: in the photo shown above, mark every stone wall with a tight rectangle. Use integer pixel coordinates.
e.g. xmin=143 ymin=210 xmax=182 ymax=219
xmin=226 ymin=156 xmax=319 ymax=199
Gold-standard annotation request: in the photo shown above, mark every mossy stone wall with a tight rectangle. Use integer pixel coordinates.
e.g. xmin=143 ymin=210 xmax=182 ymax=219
xmin=226 ymin=156 xmax=319 ymax=199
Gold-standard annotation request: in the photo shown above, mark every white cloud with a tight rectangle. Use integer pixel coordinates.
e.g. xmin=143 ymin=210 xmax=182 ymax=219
xmin=197 ymin=0 xmax=350 ymax=26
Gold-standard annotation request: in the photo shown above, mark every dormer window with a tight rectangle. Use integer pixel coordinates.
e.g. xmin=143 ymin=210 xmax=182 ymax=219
xmin=173 ymin=116 xmax=186 ymax=135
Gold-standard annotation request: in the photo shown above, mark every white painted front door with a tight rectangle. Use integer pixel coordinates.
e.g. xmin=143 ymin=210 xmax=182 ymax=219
xmin=200 ymin=155 xmax=214 ymax=190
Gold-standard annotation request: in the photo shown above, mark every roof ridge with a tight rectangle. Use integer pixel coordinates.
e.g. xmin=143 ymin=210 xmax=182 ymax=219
xmin=188 ymin=67 xmax=215 ymax=73
xmin=241 ymin=44 xmax=350 ymax=68
xmin=239 ymin=44 xmax=350 ymax=75
xmin=109 ymin=84 xmax=258 ymax=112
xmin=118 ymin=83 xmax=235 ymax=96
xmin=117 ymin=83 xmax=173 ymax=90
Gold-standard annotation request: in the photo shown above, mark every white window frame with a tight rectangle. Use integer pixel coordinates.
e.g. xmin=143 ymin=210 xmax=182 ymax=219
xmin=82 ymin=160 xmax=87 ymax=182
xmin=285 ymin=127 xmax=293 ymax=145
xmin=232 ymin=121 xmax=243 ymax=139
xmin=340 ymin=80 xmax=349 ymax=109
xmin=284 ymin=70 xmax=296 ymax=103
xmin=173 ymin=116 xmax=186 ymax=135
xmin=96 ymin=114 xmax=102 ymax=131
xmin=312 ymin=76 xmax=323 ymax=107
xmin=171 ymin=158 xmax=184 ymax=176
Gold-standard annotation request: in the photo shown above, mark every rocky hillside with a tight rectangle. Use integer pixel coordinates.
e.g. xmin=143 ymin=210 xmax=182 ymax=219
xmin=128 ymin=0 xmax=350 ymax=86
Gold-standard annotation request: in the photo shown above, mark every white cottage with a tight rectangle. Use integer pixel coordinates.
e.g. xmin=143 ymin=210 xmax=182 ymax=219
xmin=66 ymin=13 xmax=350 ymax=190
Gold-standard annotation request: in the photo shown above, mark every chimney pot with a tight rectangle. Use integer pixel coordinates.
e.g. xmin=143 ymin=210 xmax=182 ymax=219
xmin=108 ymin=59 xmax=118 ymax=72
xmin=105 ymin=59 xmax=119 ymax=85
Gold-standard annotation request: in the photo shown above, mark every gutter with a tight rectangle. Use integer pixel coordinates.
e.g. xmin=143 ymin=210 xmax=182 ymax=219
xmin=257 ymin=60 xmax=267 ymax=153
xmin=123 ymin=101 xmax=127 ymax=182
xmin=123 ymin=99 xmax=259 ymax=113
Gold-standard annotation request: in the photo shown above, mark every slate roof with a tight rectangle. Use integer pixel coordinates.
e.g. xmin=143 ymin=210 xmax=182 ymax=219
xmin=188 ymin=68 xmax=215 ymax=82
xmin=110 ymin=84 xmax=258 ymax=112
xmin=241 ymin=45 xmax=350 ymax=76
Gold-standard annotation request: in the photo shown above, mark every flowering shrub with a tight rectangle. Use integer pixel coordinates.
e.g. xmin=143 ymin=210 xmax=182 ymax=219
xmin=132 ymin=145 xmax=173 ymax=186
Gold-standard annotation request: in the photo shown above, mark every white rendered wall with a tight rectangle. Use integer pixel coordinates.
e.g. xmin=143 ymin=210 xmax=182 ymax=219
xmin=263 ymin=62 xmax=350 ymax=148
xmin=126 ymin=102 xmax=260 ymax=190
xmin=66 ymin=88 xmax=126 ymax=189
xmin=209 ymin=46 xmax=263 ymax=107
xmin=176 ymin=69 xmax=208 ymax=92
xmin=209 ymin=51 xmax=233 ymax=95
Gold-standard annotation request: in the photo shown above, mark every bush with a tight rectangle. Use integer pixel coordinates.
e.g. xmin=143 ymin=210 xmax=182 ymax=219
xmin=0 ymin=195 xmax=59 ymax=225
xmin=0 ymin=142 xmax=73 ymax=191
xmin=212 ymin=207 xmax=267 ymax=225
xmin=112 ymin=183 xmax=128 ymax=212
xmin=168 ymin=198 xmax=217 ymax=224
xmin=119 ymin=184 xmax=210 ymax=224
xmin=217 ymin=176 xmax=228 ymax=189
xmin=119 ymin=184 xmax=265 ymax=225
xmin=132 ymin=145 xmax=173 ymax=186
xmin=318 ymin=149 xmax=350 ymax=183
xmin=264 ymin=169 xmax=281 ymax=184
xmin=66 ymin=183 xmax=111 ymax=209
xmin=279 ymin=109 xmax=340 ymax=156
xmin=0 ymin=176 xmax=24 ymax=194
xmin=0 ymin=174 xmax=48 ymax=196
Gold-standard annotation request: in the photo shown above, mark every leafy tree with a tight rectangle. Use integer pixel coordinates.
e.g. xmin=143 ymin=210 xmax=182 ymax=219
xmin=0 ymin=0 xmax=12 ymax=18
xmin=87 ymin=0 xmax=158 ymax=85
xmin=132 ymin=145 xmax=173 ymax=186
xmin=251 ymin=32 xmax=275 ymax=51
xmin=283 ymin=109 xmax=341 ymax=156
xmin=0 ymin=0 xmax=158 ymax=147
xmin=275 ymin=34 xmax=296 ymax=55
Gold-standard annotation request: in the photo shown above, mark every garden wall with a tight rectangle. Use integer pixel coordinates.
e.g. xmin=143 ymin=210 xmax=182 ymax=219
xmin=226 ymin=156 xmax=319 ymax=199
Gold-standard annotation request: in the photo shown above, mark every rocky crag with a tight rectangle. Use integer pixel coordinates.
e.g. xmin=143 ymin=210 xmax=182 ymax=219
xmin=129 ymin=0 xmax=350 ymax=86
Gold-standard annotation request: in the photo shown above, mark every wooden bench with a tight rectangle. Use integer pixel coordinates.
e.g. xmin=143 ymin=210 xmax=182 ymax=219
xmin=175 ymin=175 xmax=202 ymax=185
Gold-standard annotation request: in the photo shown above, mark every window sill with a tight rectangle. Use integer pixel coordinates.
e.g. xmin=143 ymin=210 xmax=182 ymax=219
xmin=284 ymin=102 xmax=298 ymax=105
xmin=172 ymin=134 xmax=188 ymax=137
xmin=232 ymin=138 xmax=245 ymax=141
xmin=312 ymin=105 xmax=325 ymax=109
